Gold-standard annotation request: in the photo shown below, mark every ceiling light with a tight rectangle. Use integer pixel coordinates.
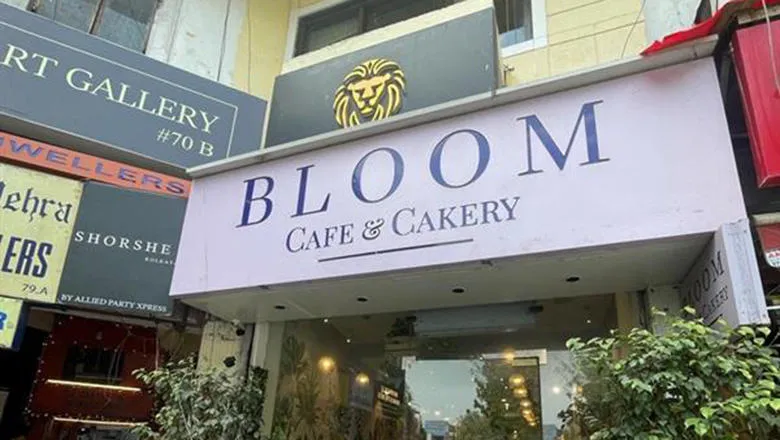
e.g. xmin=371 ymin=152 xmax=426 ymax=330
xmin=513 ymin=387 xmax=528 ymax=398
xmin=355 ymin=373 xmax=370 ymax=386
xmin=318 ymin=356 xmax=335 ymax=373
xmin=452 ymin=287 xmax=465 ymax=293
xmin=357 ymin=296 xmax=368 ymax=302
xmin=509 ymin=375 xmax=525 ymax=386
xmin=552 ymin=386 xmax=562 ymax=394
xmin=323 ymin=318 xmax=329 ymax=323
xmin=565 ymin=276 xmax=580 ymax=283
xmin=274 ymin=305 xmax=286 ymax=310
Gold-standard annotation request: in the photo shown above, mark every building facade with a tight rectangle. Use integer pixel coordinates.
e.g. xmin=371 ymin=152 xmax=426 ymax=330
xmin=0 ymin=0 xmax=776 ymax=440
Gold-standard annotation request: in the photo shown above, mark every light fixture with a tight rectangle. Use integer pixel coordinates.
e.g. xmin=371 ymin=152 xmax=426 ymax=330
xmin=346 ymin=338 xmax=352 ymax=344
xmin=274 ymin=305 xmax=286 ymax=310
xmin=522 ymin=408 xmax=533 ymax=417
xmin=46 ymin=379 xmax=141 ymax=393
xmin=566 ymin=276 xmax=580 ymax=283
xmin=503 ymin=350 xmax=515 ymax=362
xmin=355 ymin=373 xmax=370 ymax=386
xmin=357 ymin=296 xmax=368 ymax=303
xmin=586 ymin=319 xmax=592 ymax=324
xmin=452 ymin=287 xmax=465 ymax=294
xmin=509 ymin=375 xmax=525 ymax=386
xmin=434 ymin=410 xmax=441 ymax=417
xmin=513 ymin=387 xmax=528 ymax=398
xmin=54 ymin=417 xmax=142 ymax=428
xmin=520 ymin=399 xmax=532 ymax=408
xmin=552 ymin=386 xmax=562 ymax=394
xmin=317 ymin=356 xmax=336 ymax=373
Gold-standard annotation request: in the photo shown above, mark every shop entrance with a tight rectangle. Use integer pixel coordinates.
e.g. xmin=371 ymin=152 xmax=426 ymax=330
xmin=0 ymin=327 xmax=47 ymax=440
xmin=268 ymin=293 xmax=617 ymax=440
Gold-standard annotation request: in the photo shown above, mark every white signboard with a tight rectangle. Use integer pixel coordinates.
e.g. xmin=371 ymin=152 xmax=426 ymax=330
xmin=172 ymin=58 xmax=746 ymax=296
xmin=680 ymin=219 xmax=769 ymax=327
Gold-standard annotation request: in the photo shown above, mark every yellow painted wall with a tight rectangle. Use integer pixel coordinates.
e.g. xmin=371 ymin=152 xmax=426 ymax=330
xmin=233 ymin=0 xmax=293 ymax=100
xmin=504 ymin=0 xmax=647 ymax=85
xmin=232 ymin=0 xmax=649 ymax=99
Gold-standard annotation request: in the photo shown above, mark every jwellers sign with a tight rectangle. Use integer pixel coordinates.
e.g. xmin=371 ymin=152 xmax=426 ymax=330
xmin=0 ymin=130 xmax=190 ymax=197
xmin=171 ymin=59 xmax=746 ymax=296
xmin=0 ymin=3 xmax=266 ymax=169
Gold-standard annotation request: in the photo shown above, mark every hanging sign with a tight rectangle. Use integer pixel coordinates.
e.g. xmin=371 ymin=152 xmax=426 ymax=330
xmin=732 ymin=19 xmax=780 ymax=188
xmin=0 ymin=162 xmax=82 ymax=303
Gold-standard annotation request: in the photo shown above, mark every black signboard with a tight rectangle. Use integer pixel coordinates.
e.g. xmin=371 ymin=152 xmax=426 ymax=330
xmin=57 ymin=182 xmax=186 ymax=315
xmin=265 ymin=8 xmax=498 ymax=146
xmin=0 ymin=3 xmax=266 ymax=169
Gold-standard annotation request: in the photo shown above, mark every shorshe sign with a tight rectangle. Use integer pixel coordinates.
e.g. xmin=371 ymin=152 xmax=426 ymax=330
xmin=57 ymin=182 xmax=186 ymax=315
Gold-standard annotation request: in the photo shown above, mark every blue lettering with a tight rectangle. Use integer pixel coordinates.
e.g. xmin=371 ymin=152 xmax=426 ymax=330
xmin=46 ymin=150 xmax=67 ymax=165
xmin=392 ymin=208 xmax=415 ymax=236
xmin=352 ymin=147 xmax=404 ymax=204
xmin=0 ymin=311 xmax=6 ymax=330
xmin=237 ymin=177 xmax=274 ymax=227
xmin=430 ymin=129 xmax=490 ymax=189
xmin=517 ymin=100 xmax=606 ymax=175
xmin=285 ymin=227 xmax=305 ymax=253
xmin=10 ymin=139 xmax=43 ymax=157
xmin=292 ymin=165 xmax=331 ymax=218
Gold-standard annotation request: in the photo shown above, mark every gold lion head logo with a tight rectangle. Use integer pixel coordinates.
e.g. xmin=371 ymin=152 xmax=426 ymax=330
xmin=333 ymin=58 xmax=406 ymax=128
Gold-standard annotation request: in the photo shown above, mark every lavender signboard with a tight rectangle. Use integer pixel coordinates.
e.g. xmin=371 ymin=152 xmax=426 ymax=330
xmin=171 ymin=59 xmax=746 ymax=296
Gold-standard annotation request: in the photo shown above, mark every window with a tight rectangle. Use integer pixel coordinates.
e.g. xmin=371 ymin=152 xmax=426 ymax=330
xmin=295 ymin=0 xmax=457 ymax=56
xmin=293 ymin=0 xmax=541 ymax=58
xmin=496 ymin=0 xmax=533 ymax=48
xmin=62 ymin=346 xmax=125 ymax=385
xmin=29 ymin=0 xmax=158 ymax=52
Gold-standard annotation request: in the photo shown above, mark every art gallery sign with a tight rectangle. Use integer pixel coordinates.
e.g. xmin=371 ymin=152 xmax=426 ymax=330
xmin=0 ymin=3 xmax=266 ymax=168
xmin=171 ymin=58 xmax=747 ymax=297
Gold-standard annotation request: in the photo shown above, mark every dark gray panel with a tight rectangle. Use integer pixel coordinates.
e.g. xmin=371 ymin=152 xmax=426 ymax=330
xmin=266 ymin=8 xmax=498 ymax=146
xmin=57 ymin=182 xmax=186 ymax=315
xmin=0 ymin=3 xmax=266 ymax=169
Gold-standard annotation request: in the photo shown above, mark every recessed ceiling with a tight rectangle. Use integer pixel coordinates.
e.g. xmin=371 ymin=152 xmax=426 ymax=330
xmin=181 ymin=232 xmax=711 ymax=323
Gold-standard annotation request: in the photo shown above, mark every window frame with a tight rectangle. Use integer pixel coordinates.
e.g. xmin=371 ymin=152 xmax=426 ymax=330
xmin=498 ymin=0 xmax=547 ymax=58
xmin=292 ymin=0 xmax=454 ymax=57
xmin=27 ymin=0 xmax=158 ymax=53
xmin=286 ymin=0 xmax=547 ymax=60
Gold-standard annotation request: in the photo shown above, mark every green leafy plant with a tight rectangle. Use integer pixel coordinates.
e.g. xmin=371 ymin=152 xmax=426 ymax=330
xmin=562 ymin=308 xmax=780 ymax=440
xmin=132 ymin=357 xmax=268 ymax=440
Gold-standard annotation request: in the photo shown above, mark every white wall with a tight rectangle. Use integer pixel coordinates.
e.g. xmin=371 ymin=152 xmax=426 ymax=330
xmin=643 ymin=0 xmax=701 ymax=42
xmin=0 ymin=0 xmax=27 ymax=9
xmin=146 ymin=0 xmax=246 ymax=85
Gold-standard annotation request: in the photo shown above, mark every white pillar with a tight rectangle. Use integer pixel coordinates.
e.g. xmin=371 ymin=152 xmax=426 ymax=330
xmin=251 ymin=320 xmax=286 ymax=437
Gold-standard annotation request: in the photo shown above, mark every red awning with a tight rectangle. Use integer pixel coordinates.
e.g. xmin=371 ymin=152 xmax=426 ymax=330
xmin=642 ymin=0 xmax=780 ymax=55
